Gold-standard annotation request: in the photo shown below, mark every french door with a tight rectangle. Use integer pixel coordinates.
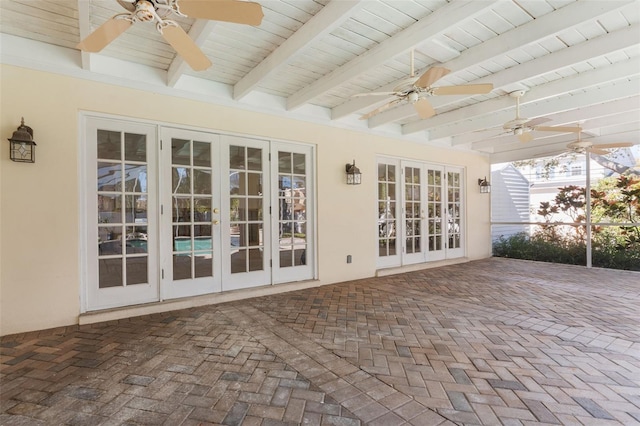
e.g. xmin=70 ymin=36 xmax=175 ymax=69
xmin=84 ymin=117 xmax=314 ymax=311
xmin=376 ymin=157 xmax=464 ymax=269
xmin=377 ymin=159 xmax=426 ymax=267
xmin=85 ymin=119 xmax=159 ymax=310
xmin=161 ymin=128 xmax=222 ymax=299
xmin=425 ymin=166 xmax=464 ymax=260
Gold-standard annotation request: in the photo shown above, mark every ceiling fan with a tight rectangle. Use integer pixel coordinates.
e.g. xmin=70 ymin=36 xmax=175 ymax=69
xmin=355 ymin=51 xmax=493 ymax=120
xmin=76 ymin=0 xmax=264 ymax=71
xmin=502 ymin=90 xmax=582 ymax=142
xmin=566 ymin=128 xmax=634 ymax=155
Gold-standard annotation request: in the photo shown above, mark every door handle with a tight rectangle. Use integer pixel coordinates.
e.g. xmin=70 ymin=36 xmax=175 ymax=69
xmin=212 ymin=220 xmax=220 ymax=225
xmin=213 ymin=208 xmax=219 ymax=214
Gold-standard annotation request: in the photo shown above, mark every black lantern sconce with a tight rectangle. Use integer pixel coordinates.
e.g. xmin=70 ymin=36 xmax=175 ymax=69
xmin=478 ymin=176 xmax=491 ymax=193
xmin=7 ymin=118 xmax=37 ymax=163
xmin=345 ymin=160 xmax=362 ymax=185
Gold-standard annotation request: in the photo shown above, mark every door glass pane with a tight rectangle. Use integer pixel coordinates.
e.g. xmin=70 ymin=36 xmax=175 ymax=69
xmin=194 ymin=198 xmax=211 ymax=222
xmin=171 ymin=138 xmax=214 ymax=280
xmin=173 ymin=167 xmax=191 ymax=194
xmin=230 ymin=146 xmax=245 ymax=169
xmin=194 ymin=252 xmax=213 ymax=278
xmin=173 ymin=197 xmax=191 ymax=222
xmin=293 ymin=154 xmax=305 ymax=174
xmin=193 ymin=169 xmax=212 ymax=195
xmin=99 ymin=258 xmax=122 ymax=288
xmin=193 ymin=141 xmax=211 ymax=167
xmin=97 ymin=130 xmax=121 ymax=160
xmin=98 ymin=195 xmax=122 ymax=223
xmin=247 ymin=148 xmax=262 ymax=171
xmin=126 ymin=226 xmax=147 ymax=254
xmin=378 ymin=164 xmax=397 ymax=258
xmin=97 ymin=162 xmax=122 ymax=191
xmin=230 ymin=145 xmax=265 ymax=274
xmin=279 ymin=152 xmax=291 ymax=173
xmin=247 ymin=173 xmax=262 ymax=196
xmin=278 ymin=150 xmax=306 ymax=268
xmin=126 ymin=257 xmax=147 ymax=285
xmin=171 ymin=139 xmax=191 ymax=165
xmin=124 ymin=133 xmax=146 ymax=162
xmin=97 ymin=131 xmax=149 ymax=288
xmin=231 ymin=249 xmax=247 ymax=273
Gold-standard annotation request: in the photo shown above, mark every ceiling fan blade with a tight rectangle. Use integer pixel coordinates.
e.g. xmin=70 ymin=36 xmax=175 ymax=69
xmin=432 ymin=84 xmax=493 ymax=96
xmin=352 ymin=91 xmax=398 ymax=98
xmin=591 ymin=142 xmax=634 ymax=149
xmin=360 ymin=99 xmax=403 ymax=120
xmin=518 ymin=132 xmax=534 ymax=143
xmin=413 ymin=98 xmax=435 ymax=119
xmin=77 ymin=17 xmax=132 ymax=52
xmin=588 ymin=147 xmax=609 ymax=156
xmin=535 ymin=125 xmax=582 ymax=133
xmin=523 ymin=117 xmax=551 ymax=128
xmin=178 ymin=0 xmax=264 ymax=25
xmin=161 ymin=24 xmax=212 ymax=71
xmin=415 ymin=66 xmax=450 ymax=89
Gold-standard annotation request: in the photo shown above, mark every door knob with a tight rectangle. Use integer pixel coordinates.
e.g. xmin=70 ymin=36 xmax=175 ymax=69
xmin=213 ymin=208 xmax=219 ymax=214
xmin=213 ymin=220 xmax=220 ymax=225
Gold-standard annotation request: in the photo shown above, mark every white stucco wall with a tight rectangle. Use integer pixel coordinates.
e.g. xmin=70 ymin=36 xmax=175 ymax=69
xmin=0 ymin=64 xmax=491 ymax=336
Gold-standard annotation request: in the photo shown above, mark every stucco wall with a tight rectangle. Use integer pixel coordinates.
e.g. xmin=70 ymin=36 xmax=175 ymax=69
xmin=0 ymin=64 xmax=491 ymax=336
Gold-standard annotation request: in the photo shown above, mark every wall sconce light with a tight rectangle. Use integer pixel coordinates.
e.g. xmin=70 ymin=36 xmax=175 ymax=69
xmin=478 ymin=176 xmax=491 ymax=193
xmin=345 ymin=160 xmax=362 ymax=185
xmin=7 ymin=118 xmax=36 ymax=163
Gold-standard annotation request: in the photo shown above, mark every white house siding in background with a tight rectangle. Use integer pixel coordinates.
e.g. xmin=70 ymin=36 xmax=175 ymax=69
xmin=491 ymin=165 xmax=530 ymax=241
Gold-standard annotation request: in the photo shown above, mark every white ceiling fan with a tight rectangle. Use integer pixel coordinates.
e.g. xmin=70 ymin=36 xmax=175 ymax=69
xmin=502 ymin=90 xmax=582 ymax=142
xmin=355 ymin=51 xmax=493 ymax=120
xmin=566 ymin=128 xmax=634 ymax=155
xmin=76 ymin=0 xmax=264 ymax=71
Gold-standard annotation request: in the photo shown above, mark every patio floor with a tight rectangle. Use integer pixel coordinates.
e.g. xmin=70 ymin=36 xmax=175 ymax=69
xmin=1 ymin=258 xmax=639 ymax=425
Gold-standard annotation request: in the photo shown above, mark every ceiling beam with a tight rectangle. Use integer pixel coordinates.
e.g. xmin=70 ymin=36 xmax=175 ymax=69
xmin=285 ymin=0 xmax=499 ymax=111
xmin=403 ymin=24 xmax=640 ymax=136
xmin=429 ymin=79 xmax=640 ymax=142
xmin=336 ymin=0 xmax=635 ymax=123
xmin=444 ymin=59 xmax=640 ymax=146
xmin=167 ymin=20 xmax=218 ymax=87
xmin=473 ymin=98 xmax=640 ymax=150
xmin=233 ymin=0 xmax=364 ymax=101
xmin=489 ymin=130 xmax=639 ymax=164
xmin=76 ymin=0 xmax=92 ymax=70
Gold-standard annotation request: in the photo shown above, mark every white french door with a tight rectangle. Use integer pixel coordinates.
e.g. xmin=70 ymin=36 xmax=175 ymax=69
xmin=85 ymin=119 xmax=159 ymax=310
xmin=271 ymin=141 xmax=315 ymax=284
xmin=84 ymin=117 xmax=315 ymax=311
xmin=401 ymin=162 xmax=427 ymax=264
xmin=425 ymin=165 xmax=465 ymax=261
xmin=446 ymin=168 xmax=464 ymax=258
xmin=220 ymin=135 xmax=271 ymax=291
xmin=376 ymin=159 xmax=427 ymax=267
xmin=161 ymin=128 xmax=222 ymax=299
xmin=376 ymin=157 xmax=465 ymax=269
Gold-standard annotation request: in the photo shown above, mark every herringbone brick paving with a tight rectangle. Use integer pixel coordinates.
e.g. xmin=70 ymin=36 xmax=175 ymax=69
xmin=1 ymin=258 xmax=639 ymax=425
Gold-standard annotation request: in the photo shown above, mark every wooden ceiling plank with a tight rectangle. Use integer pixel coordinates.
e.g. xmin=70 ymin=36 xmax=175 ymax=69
xmin=233 ymin=0 xmax=365 ymax=101
xmin=333 ymin=0 xmax=634 ymax=121
xmin=428 ymin=78 xmax=640 ymax=142
xmin=472 ymin=100 xmax=640 ymax=151
xmin=426 ymin=58 xmax=640 ymax=145
xmin=287 ymin=0 xmax=499 ymax=111
xmin=402 ymin=23 xmax=640 ymax=135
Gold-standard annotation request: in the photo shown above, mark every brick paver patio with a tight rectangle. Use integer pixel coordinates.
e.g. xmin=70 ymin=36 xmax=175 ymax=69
xmin=1 ymin=258 xmax=639 ymax=425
